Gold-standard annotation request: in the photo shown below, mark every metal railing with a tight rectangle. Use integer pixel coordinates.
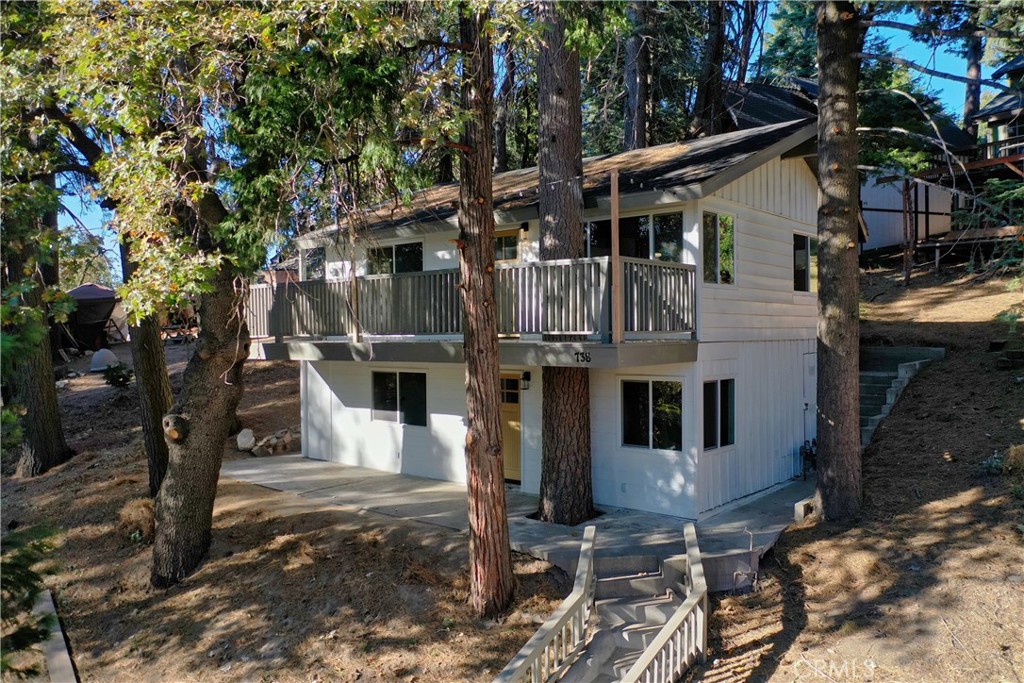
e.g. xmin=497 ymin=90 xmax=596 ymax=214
xmin=246 ymin=256 xmax=696 ymax=342
xmin=621 ymin=523 xmax=708 ymax=683
xmin=493 ymin=526 xmax=598 ymax=683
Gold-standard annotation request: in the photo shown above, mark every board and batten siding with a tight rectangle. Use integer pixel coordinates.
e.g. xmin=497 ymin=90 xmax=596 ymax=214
xmin=589 ymin=363 xmax=701 ymax=520
xmin=700 ymin=157 xmax=819 ymax=344
xmin=695 ymin=339 xmax=815 ymax=514
xmin=860 ymin=175 xmax=952 ymax=251
xmin=301 ymin=360 xmax=544 ymax=489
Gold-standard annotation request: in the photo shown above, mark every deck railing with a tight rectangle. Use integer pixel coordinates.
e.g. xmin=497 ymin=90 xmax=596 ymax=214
xmin=493 ymin=526 xmax=597 ymax=683
xmin=620 ymin=523 xmax=708 ymax=683
xmin=246 ymin=256 xmax=695 ymax=342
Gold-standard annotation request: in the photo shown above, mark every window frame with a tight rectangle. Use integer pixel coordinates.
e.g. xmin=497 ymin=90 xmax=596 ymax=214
xmin=365 ymin=241 xmax=424 ymax=275
xmin=620 ymin=377 xmax=684 ymax=452
xmin=371 ymin=370 xmax=428 ymax=427
xmin=793 ymin=232 xmax=819 ymax=293
xmin=702 ymin=210 xmax=736 ymax=286
xmin=702 ymin=378 xmax=736 ymax=451
xmin=583 ymin=210 xmax=687 ymax=263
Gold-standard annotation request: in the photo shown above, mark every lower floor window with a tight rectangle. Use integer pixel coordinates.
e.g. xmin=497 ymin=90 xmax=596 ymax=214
xmin=372 ymin=371 xmax=427 ymax=426
xmin=703 ymin=379 xmax=735 ymax=449
xmin=622 ymin=379 xmax=683 ymax=451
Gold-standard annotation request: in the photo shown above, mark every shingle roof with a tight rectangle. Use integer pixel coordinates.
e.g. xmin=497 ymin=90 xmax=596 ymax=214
xmin=725 ymin=82 xmax=818 ymax=129
xmin=972 ymin=89 xmax=1024 ymax=122
xmin=992 ymin=55 xmax=1024 ymax=81
xmin=312 ymin=118 xmax=815 ymax=236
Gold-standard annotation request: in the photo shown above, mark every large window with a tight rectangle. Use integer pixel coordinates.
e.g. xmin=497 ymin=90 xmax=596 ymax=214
xmin=622 ymin=379 xmax=683 ymax=451
xmin=702 ymin=212 xmax=735 ymax=284
xmin=372 ymin=371 xmax=427 ymax=426
xmin=584 ymin=211 xmax=684 ymax=262
xmin=367 ymin=242 xmax=423 ymax=275
xmin=703 ymin=379 xmax=735 ymax=450
xmin=793 ymin=234 xmax=819 ymax=292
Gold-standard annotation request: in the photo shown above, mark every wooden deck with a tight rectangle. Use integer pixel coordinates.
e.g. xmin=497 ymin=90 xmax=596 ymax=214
xmin=246 ymin=256 xmax=696 ymax=344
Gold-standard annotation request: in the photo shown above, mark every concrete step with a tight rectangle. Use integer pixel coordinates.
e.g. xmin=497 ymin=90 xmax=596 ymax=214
xmin=593 ymin=554 xmax=660 ymax=578
xmin=859 ymin=371 xmax=898 ymax=385
xmin=861 ymin=346 xmax=944 ymax=372
xmin=859 ymin=384 xmax=890 ymax=398
xmin=595 ymin=570 xmax=666 ymax=600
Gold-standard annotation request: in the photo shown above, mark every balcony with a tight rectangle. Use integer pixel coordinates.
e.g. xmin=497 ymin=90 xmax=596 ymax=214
xmin=247 ymin=256 xmax=696 ymax=348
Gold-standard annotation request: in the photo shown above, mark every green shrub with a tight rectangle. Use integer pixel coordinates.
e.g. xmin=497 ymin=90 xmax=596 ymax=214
xmin=102 ymin=362 xmax=134 ymax=388
xmin=0 ymin=527 xmax=55 ymax=678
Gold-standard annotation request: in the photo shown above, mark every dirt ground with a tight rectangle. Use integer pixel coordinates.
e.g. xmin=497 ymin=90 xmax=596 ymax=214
xmin=687 ymin=258 xmax=1024 ymax=683
xmin=2 ymin=343 xmax=566 ymax=682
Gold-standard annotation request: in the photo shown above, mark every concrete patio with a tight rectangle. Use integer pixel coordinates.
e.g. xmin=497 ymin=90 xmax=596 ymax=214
xmin=220 ymin=454 xmax=815 ymax=592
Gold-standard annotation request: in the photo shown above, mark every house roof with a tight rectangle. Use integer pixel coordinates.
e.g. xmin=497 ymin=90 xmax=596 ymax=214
xmin=992 ymin=55 xmax=1024 ymax=81
xmin=725 ymin=82 xmax=818 ymax=129
xmin=972 ymin=89 xmax=1024 ymax=122
xmin=302 ymin=118 xmax=816 ymax=242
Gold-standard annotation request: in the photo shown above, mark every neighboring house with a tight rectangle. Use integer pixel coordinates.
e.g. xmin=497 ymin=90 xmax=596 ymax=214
xmin=726 ymin=78 xmax=970 ymax=251
xmin=973 ymin=55 xmax=1024 ymax=155
xmin=247 ymin=118 xmax=821 ymax=520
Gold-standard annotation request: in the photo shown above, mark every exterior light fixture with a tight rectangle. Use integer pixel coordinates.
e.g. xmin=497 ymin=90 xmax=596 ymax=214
xmin=521 ymin=371 xmax=531 ymax=390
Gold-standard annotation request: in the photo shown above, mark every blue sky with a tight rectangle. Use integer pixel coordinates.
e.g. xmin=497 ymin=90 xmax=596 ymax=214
xmin=61 ymin=16 xmax=995 ymax=286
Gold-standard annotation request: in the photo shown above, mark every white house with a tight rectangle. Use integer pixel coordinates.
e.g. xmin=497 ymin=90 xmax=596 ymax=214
xmin=247 ymin=118 xmax=821 ymax=520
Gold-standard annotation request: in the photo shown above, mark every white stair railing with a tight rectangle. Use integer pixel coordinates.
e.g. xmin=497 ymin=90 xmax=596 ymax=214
xmin=494 ymin=526 xmax=598 ymax=683
xmin=620 ymin=523 xmax=708 ymax=683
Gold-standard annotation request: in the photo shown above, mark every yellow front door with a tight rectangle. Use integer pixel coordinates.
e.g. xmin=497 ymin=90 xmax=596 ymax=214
xmin=500 ymin=374 xmax=522 ymax=482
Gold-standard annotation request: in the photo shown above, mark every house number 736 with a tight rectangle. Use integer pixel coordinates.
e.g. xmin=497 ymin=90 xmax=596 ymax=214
xmin=574 ymin=352 xmax=592 ymax=363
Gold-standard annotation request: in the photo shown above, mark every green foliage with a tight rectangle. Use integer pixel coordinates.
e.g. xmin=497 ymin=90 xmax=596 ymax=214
xmin=59 ymin=226 xmax=116 ymax=288
xmin=0 ymin=527 xmax=56 ymax=678
xmin=757 ymin=0 xmax=817 ymax=81
xmin=102 ymin=363 xmax=135 ymax=389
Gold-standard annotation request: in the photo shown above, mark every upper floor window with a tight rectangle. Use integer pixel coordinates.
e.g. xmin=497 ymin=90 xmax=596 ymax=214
xmin=584 ymin=212 xmax=685 ymax=262
xmin=372 ymin=371 xmax=427 ymax=426
xmin=793 ymin=234 xmax=819 ymax=292
xmin=702 ymin=212 xmax=734 ymax=284
xmin=622 ymin=379 xmax=683 ymax=451
xmin=367 ymin=242 xmax=423 ymax=275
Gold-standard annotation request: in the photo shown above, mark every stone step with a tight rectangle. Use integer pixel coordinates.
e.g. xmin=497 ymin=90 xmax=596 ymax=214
xmin=859 ymin=384 xmax=890 ymax=398
xmin=859 ymin=371 xmax=898 ymax=385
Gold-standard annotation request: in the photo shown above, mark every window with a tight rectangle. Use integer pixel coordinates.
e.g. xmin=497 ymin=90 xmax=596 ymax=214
xmin=372 ymin=371 xmax=427 ymax=426
xmin=703 ymin=379 xmax=735 ymax=450
xmin=494 ymin=230 xmax=519 ymax=262
xmin=583 ymin=212 xmax=683 ymax=261
xmin=500 ymin=376 xmax=520 ymax=404
xmin=622 ymin=379 xmax=683 ymax=451
xmin=793 ymin=234 xmax=819 ymax=292
xmin=653 ymin=213 xmax=684 ymax=263
xmin=702 ymin=212 xmax=734 ymax=284
xmin=367 ymin=242 xmax=423 ymax=275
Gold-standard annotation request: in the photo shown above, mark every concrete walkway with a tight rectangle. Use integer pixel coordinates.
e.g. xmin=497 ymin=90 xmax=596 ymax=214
xmin=221 ymin=455 xmax=814 ymax=591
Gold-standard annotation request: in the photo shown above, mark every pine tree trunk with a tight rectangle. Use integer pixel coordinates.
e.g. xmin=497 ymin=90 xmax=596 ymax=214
xmin=120 ymin=244 xmax=173 ymax=497
xmin=536 ymin=1 xmax=594 ymax=527
xmin=690 ymin=1 xmax=727 ymax=137
xmin=151 ymin=266 xmax=248 ymax=586
xmin=963 ymin=31 xmax=982 ymax=139
xmin=624 ymin=2 xmax=650 ymax=151
xmin=458 ymin=3 xmax=513 ymax=619
xmin=494 ymin=45 xmax=516 ymax=173
xmin=11 ymin=178 xmax=73 ymax=478
xmin=736 ymin=0 xmax=758 ymax=84
xmin=814 ymin=0 xmax=862 ymax=522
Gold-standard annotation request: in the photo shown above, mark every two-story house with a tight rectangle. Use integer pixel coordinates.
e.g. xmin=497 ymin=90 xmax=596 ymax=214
xmin=246 ymin=118 xmax=821 ymax=520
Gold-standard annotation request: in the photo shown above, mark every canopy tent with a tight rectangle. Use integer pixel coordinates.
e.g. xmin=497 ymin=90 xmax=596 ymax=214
xmin=60 ymin=283 xmax=130 ymax=350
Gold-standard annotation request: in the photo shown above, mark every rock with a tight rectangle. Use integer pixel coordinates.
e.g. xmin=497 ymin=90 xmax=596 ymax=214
xmin=84 ymin=349 xmax=94 ymax=357
xmin=55 ymin=379 xmax=70 ymax=389
xmin=251 ymin=445 xmax=271 ymax=458
xmin=280 ymin=429 xmax=292 ymax=445
xmin=236 ymin=428 xmax=256 ymax=452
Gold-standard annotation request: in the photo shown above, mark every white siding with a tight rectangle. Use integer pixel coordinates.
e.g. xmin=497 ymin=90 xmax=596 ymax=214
xmin=589 ymin=363 xmax=700 ymax=519
xmin=861 ymin=176 xmax=952 ymax=251
xmin=695 ymin=339 xmax=815 ymax=514
xmin=301 ymin=360 xmax=544 ymax=490
xmin=712 ymin=157 xmax=817 ymax=225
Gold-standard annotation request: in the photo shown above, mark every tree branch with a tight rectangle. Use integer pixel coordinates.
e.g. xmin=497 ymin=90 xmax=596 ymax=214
xmin=856 ymin=53 xmax=1010 ymax=91
xmin=45 ymin=105 xmax=105 ymax=165
xmin=859 ymin=20 xmax=1018 ymax=39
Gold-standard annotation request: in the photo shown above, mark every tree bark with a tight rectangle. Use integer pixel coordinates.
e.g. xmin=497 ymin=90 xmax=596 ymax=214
xmin=120 ymin=243 xmax=173 ymax=497
xmin=494 ymin=44 xmax=516 ymax=173
xmin=12 ymin=173 xmax=73 ymax=478
xmin=736 ymin=0 xmax=759 ymax=84
xmin=536 ymin=1 xmax=594 ymax=526
xmin=457 ymin=3 xmax=513 ymax=619
xmin=814 ymin=0 xmax=862 ymax=522
xmin=624 ymin=2 xmax=650 ymax=151
xmin=690 ymin=1 xmax=728 ymax=137
xmin=151 ymin=266 xmax=248 ymax=586
xmin=963 ymin=32 xmax=982 ymax=139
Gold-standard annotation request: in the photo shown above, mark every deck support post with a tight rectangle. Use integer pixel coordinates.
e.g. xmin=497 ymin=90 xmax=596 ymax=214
xmin=611 ymin=168 xmax=624 ymax=344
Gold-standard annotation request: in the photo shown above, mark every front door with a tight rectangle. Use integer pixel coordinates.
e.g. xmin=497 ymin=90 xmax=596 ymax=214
xmin=500 ymin=374 xmax=522 ymax=482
